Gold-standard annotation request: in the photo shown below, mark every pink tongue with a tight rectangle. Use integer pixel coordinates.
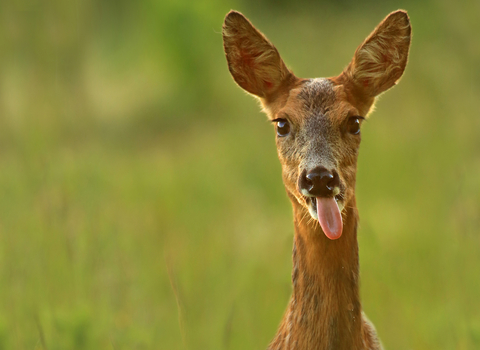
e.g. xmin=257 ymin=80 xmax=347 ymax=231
xmin=316 ymin=197 xmax=343 ymax=240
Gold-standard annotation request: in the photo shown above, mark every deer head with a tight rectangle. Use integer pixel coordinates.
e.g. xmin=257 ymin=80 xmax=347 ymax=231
xmin=223 ymin=11 xmax=411 ymax=240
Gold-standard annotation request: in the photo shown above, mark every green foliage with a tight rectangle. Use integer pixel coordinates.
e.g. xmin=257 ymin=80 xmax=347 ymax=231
xmin=1 ymin=0 xmax=480 ymax=349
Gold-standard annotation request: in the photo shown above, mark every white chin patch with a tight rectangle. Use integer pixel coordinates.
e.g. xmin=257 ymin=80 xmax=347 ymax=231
xmin=336 ymin=198 xmax=345 ymax=212
xmin=308 ymin=201 xmax=319 ymax=220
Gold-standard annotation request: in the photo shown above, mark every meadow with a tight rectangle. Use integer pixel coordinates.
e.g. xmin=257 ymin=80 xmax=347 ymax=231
xmin=1 ymin=0 xmax=480 ymax=349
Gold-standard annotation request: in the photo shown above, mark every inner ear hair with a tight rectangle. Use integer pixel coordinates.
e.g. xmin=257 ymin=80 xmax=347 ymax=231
xmin=222 ymin=11 xmax=293 ymax=98
xmin=342 ymin=10 xmax=412 ymax=97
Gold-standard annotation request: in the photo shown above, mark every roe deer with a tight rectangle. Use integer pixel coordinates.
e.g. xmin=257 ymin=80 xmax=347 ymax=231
xmin=222 ymin=9 xmax=411 ymax=350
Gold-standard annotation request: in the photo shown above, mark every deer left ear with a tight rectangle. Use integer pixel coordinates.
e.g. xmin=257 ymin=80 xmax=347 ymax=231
xmin=222 ymin=11 xmax=294 ymax=99
xmin=341 ymin=10 xmax=412 ymax=97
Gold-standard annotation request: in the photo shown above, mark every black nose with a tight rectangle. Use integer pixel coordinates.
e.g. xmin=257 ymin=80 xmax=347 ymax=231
xmin=299 ymin=167 xmax=340 ymax=197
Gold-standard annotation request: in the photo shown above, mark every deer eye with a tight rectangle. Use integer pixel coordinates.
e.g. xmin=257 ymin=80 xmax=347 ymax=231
xmin=275 ymin=119 xmax=290 ymax=137
xmin=347 ymin=117 xmax=362 ymax=135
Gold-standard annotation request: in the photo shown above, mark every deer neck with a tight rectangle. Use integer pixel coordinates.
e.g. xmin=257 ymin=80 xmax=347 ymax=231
xmin=271 ymin=195 xmax=364 ymax=350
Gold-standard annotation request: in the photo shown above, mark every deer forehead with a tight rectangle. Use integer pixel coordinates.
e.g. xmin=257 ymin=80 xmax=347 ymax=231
xmin=298 ymin=78 xmax=336 ymax=114
xmin=279 ymin=78 xmax=357 ymax=132
xmin=274 ymin=79 xmax=359 ymax=168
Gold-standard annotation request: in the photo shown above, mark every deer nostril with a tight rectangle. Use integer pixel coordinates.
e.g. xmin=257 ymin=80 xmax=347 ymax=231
xmin=301 ymin=167 xmax=339 ymax=197
xmin=306 ymin=171 xmax=333 ymax=190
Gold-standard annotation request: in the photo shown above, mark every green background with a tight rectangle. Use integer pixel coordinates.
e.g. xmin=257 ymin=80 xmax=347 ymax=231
xmin=2 ymin=0 xmax=480 ymax=349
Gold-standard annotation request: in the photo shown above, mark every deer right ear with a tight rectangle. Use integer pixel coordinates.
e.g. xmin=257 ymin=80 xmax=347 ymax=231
xmin=222 ymin=11 xmax=293 ymax=99
xmin=340 ymin=10 xmax=412 ymax=97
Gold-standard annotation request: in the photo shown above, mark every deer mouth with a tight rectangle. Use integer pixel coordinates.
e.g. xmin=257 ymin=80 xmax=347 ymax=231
xmin=306 ymin=194 xmax=345 ymax=240
xmin=308 ymin=194 xmax=345 ymax=218
xmin=310 ymin=194 xmax=344 ymax=213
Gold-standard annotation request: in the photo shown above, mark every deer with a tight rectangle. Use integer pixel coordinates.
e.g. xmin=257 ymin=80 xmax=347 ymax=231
xmin=222 ymin=9 xmax=411 ymax=350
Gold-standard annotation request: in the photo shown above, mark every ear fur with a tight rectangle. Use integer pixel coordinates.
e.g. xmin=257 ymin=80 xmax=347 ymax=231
xmin=222 ymin=11 xmax=293 ymax=99
xmin=341 ymin=10 xmax=412 ymax=97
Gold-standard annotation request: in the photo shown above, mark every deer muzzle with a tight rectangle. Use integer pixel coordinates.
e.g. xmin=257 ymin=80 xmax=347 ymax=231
xmin=299 ymin=167 xmax=344 ymax=240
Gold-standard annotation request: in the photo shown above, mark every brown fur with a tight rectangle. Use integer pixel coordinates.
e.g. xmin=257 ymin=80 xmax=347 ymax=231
xmin=223 ymin=10 xmax=411 ymax=350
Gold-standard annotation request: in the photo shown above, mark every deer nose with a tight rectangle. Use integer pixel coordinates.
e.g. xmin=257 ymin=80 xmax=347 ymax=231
xmin=299 ymin=167 xmax=340 ymax=197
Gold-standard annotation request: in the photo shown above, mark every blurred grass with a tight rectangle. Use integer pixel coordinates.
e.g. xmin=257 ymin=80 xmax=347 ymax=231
xmin=1 ymin=0 xmax=480 ymax=349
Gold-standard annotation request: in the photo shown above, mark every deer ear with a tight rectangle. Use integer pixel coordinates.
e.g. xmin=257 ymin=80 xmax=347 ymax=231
xmin=341 ymin=10 xmax=411 ymax=97
xmin=223 ymin=11 xmax=293 ymax=98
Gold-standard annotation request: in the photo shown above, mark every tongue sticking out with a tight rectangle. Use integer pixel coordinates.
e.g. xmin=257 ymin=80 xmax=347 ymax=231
xmin=316 ymin=197 xmax=343 ymax=240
